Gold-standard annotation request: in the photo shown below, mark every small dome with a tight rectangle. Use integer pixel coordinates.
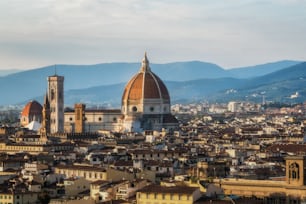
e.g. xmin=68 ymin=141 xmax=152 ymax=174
xmin=21 ymin=100 xmax=43 ymax=117
xmin=122 ymin=53 xmax=170 ymax=102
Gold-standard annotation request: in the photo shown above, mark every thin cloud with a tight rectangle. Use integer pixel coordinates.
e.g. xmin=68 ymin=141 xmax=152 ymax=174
xmin=0 ymin=0 xmax=305 ymax=69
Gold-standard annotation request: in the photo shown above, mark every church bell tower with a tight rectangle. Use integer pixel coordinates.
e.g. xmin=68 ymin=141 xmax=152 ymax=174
xmin=48 ymin=73 xmax=64 ymax=134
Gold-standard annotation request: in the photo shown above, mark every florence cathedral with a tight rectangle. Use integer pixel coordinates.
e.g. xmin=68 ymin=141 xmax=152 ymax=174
xmin=21 ymin=53 xmax=178 ymax=134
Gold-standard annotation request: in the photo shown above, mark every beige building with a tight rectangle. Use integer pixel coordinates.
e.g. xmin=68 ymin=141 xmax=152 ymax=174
xmin=213 ymin=156 xmax=306 ymax=202
xmin=0 ymin=190 xmax=39 ymax=204
xmin=54 ymin=164 xmax=143 ymax=183
xmin=0 ymin=142 xmax=49 ymax=154
xmin=60 ymin=177 xmax=90 ymax=197
xmin=0 ymin=142 xmax=73 ymax=155
xmin=54 ymin=165 xmax=107 ymax=182
xmin=64 ymin=107 xmax=122 ymax=133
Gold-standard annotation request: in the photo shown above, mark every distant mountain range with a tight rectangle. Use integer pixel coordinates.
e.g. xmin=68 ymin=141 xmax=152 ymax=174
xmin=0 ymin=69 xmax=22 ymax=77
xmin=0 ymin=60 xmax=304 ymax=107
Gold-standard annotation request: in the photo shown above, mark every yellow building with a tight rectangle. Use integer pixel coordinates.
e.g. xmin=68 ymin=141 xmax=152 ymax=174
xmin=0 ymin=142 xmax=49 ymax=154
xmin=0 ymin=190 xmax=39 ymax=204
xmin=54 ymin=164 xmax=144 ymax=183
xmin=0 ymin=142 xmax=73 ymax=155
xmin=136 ymin=185 xmax=201 ymax=204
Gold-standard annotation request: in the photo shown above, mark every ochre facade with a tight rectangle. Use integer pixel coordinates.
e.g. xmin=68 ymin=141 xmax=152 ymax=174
xmin=214 ymin=156 xmax=306 ymax=201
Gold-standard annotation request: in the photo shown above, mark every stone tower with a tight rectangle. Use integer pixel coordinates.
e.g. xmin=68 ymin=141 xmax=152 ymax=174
xmin=286 ymin=156 xmax=306 ymax=186
xmin=74 ymin=103 xmax=85 ymax=133
xmin=48 ymin=74 xmax=64 ymax=134
xmin=40 ymin=92 xmax=50 ymax=142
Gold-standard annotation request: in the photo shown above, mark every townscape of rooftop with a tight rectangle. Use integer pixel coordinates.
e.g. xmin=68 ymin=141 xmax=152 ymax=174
xmin=1 ymin=58 xmax=306 ymax=204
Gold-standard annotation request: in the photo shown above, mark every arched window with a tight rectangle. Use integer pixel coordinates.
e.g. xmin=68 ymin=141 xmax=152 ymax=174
xmin=289 ymin=162 xmax=300 ymax=180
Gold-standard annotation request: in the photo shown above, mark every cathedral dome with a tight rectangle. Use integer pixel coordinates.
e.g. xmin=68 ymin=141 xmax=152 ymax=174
xmin=21 ymin=100 xmax=43 ymax=117
xmin=122 ymin=53 xmax=170 ymax=103
xmin=121 ymin=53 xmax=178 ymax=132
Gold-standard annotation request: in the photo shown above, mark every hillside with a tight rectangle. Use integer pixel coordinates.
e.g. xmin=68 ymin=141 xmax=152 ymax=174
xmin=228 ymin=60 xmax=301 ymax=78
xmin=0 ymin=60 xmax=304 ymax=106
xmin=59 ymin=62 xmax=306 ymax=106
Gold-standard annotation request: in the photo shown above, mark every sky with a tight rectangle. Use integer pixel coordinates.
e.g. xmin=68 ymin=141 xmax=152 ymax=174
xmin=0 ymin=0 xmax=306 ymax=70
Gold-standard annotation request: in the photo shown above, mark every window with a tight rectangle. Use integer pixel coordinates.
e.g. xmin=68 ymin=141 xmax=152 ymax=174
xmin=289 ymin=162 xmax=300 ymax=180
xmin=51 ymin=89 xmax=55 ymax=100
xmin=150 ymin=107 xmax=154 ymax=112
xmin=132 ymin=106 xmax=137 ymax=112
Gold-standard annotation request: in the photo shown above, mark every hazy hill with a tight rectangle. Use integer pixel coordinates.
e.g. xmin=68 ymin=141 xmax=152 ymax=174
xmin=228 ymin=60 xmax=301 ymax=78
xmin=0 ymin=61 xmax=228 ymax=105
xmin=39 ymin=62 xmax=306 ymax=107
xmin=0 ymin=69 xmax=21 ymax=76
xmin=0 ymin=60 xmax=303 ymax=106
xmin=208 ymin=62 xmax=306 ymax=103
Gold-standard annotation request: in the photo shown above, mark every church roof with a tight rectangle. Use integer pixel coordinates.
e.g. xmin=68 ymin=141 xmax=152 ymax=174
xmin=122 ymin=53 xmax=170 ymax=102
xmin=25 ymin=121 xmax=41 ymax=131
xmin=21 ymin=100 xmax=42 ymax=117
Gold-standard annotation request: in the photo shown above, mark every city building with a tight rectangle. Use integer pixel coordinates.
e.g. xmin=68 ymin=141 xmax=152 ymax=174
xmin=38 ymin=53 xmax=178 ymax=134
xmin=136 ymin=185 xmax=201 ymax=204
xmin=213 ymin=156 xmax=306 ymax=202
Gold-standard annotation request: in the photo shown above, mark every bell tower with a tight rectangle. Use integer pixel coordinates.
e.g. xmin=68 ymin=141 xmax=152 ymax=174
xmin=74 ymin=103 xmax=85 ymax=133
xmin=286 ymin=156 xmax=306 ymax=186
xmin=40 ymin=92 xmax=50 ymax=143
xmin=48 ymin=73 xmax=64 ymax=134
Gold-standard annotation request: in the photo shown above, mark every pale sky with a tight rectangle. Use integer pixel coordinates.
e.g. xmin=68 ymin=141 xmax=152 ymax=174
xmin=0 ymin=0 xmax=306 ymax=70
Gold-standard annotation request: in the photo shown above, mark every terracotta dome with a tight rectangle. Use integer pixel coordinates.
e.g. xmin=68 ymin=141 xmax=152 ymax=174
xmin=21 ymin=100 xmax=43 ymax=117
xmin=122 ymin=53 xmax=170 ymax=102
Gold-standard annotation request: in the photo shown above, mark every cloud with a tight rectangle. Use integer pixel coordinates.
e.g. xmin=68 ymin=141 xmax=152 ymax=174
xmin=0 ymin=0 xmax=306 ymax=69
